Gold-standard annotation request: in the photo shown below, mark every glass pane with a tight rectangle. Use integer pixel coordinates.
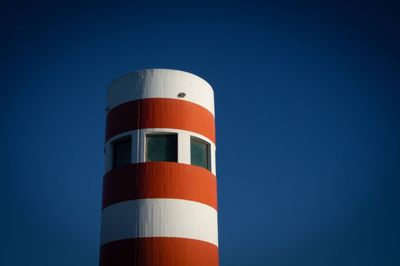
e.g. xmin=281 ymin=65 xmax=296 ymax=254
xmin=113 ymin=137 xmax=131 ymax=168
xmin=146 ymin=134 xmax=177 ymax=162
xmin=191 ymin=137 xmax=210 ymax=170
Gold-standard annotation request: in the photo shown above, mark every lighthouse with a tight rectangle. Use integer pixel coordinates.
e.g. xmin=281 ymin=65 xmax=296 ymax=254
xmin=99 ymin=69 xmax=219 ymax=265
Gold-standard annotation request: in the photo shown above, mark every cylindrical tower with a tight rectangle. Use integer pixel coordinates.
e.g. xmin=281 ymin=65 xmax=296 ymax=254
xmin=99 ymin=69 xmax=218 ymax=265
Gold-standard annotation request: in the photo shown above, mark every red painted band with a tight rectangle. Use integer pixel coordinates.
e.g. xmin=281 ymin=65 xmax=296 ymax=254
xmin=105 ymin=98 xmax=216 ymax=142
xmin=99 ymin=237 xmax=219 ymax=266
xmin=102 ymin=162 xmax=218 ymax=210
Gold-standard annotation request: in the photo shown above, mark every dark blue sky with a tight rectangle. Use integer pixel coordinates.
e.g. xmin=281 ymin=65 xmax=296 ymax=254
xmin=1 ymin=1 xmax=399 ymax=265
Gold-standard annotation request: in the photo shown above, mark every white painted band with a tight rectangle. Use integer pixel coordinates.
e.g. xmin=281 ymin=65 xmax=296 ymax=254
xmin=107 ymin=69 xmax=215 ymax=115
xmin=100 ymin=198 xmax=219 ymax=247
xmin=105 ymin=128 xmax=216 ymax=175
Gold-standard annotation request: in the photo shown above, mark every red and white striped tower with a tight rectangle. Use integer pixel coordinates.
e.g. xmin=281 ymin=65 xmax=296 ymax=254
xmin=99 ymin=69 xmax=219 ymax=265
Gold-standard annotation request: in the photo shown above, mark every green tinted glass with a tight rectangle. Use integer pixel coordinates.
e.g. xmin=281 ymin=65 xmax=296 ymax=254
xmin=191 ymin=137 xmax=210 ymax=170
xmin=146 ymin=134 xmax=177 ymax=162
xmin=113 ymin=137 xmax=131 ymax=168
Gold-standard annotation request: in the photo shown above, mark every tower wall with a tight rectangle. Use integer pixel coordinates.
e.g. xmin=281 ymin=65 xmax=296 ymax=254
xmin=99 ymin=69 xmax=219 ymax=266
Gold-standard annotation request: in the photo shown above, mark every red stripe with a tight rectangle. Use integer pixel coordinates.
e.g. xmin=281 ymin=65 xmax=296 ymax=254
xmin=99 ymin=237 xmax=219 ymax=266
xmin=105 ymin=98 xmax=215 ymax=143
xmin=102 ymin=162 xmax=217 ymax=210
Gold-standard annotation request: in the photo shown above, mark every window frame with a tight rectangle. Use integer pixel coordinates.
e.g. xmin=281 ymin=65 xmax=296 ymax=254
xmin=190 ymin=136 xmax=211 ymax=171
xmin=145 ymin=132 xmax=178 ymax=163
xmin=112 ymin=136 xmax=132 ymax=169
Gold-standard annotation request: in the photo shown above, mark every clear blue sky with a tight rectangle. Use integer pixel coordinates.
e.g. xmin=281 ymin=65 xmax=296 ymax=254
xmin=1 ymin=1 xmax=399 ymax=265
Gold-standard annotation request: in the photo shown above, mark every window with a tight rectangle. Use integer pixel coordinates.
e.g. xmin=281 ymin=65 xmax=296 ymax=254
xmin=146 ymin=133 xmax=177 ymax=162
xmin=191 ymin=137 xmax=210 ymax=170
xmin=112 ymin=137 xmax=131 ymax=168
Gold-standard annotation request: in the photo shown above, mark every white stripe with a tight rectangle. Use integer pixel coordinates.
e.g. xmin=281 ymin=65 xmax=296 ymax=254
xmin=105 ymin=128 xmax=216 ymax=175
xmin=100 ymin=198 xmax=219 ymax=247
xmin=106 ymin=69 xmax=215 ymax=115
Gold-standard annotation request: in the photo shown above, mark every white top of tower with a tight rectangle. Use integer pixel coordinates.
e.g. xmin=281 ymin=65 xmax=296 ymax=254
xmin=107 ymin=69 xmax=215 ymax=116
